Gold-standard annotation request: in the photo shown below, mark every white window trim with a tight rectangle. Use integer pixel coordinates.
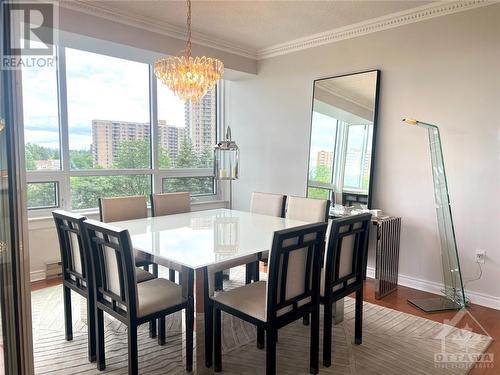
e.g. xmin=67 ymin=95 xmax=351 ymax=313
xmin=307 ymin=119 xmax=372 ymax=200
xmin=25 ymin=43 xmax=224 ymax=219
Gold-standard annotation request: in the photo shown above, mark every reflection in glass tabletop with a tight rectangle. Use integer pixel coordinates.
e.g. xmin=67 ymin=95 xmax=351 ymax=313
xmin=111 ymin=209 xmax=309 ymax=270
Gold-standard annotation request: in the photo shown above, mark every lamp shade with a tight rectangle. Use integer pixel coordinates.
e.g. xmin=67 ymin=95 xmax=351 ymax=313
xmin=214 ymin=127 xmax=239 ymax=180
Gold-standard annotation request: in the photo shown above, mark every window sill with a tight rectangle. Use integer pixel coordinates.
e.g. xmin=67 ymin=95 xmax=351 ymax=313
xmin=27 ymin=200 xmax=229 ymax=230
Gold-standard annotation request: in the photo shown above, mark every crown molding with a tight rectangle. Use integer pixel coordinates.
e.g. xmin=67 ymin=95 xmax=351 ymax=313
xmin=257 ymin=0 xmax=497 ymax=60
xmin=54 ymin=0 xmax=497 ymax=62
xmin=56 ymin=0 xmax=257 ymax=59
xmin=316 ymin=82 xmax=373 ymax=112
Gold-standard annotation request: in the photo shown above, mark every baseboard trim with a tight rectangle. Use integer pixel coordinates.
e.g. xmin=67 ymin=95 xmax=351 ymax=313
xmin=31 ymin=265 xmax=500 ymax=309
xmin=30 ymin=270 xmax=46 ymax=282
xmin=367 ymin=267 xmax=500 ymax=310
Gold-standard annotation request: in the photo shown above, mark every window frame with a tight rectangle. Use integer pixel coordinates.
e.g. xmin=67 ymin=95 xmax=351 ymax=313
xmin=26 ymin=181 xmax=60 ymax=210
xmin=342 ymin=123 xmax=372 ymax=192
xmin=24 ymin=44 xmax=223 ymax=218
xmin=307 ymin=119 xmax=372 ymax=201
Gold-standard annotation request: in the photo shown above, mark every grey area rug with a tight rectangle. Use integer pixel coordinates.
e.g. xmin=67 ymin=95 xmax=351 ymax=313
xmin=32 ymin=268 xmax=492 ymax=374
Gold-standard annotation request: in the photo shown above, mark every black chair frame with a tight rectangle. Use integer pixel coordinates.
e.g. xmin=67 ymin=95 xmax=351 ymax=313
xmin=210 ymin=222 xmax=327 ymax=375
xmin=53 ymin=210 xmax=96 ymax=363
xmin=321 ymin=213 xmax=371 ymax=367
xmin=98 ymin=197 xmax=159 ymax=278
xmin=245 ymin=194 xmax=289 ymax=284
xmin=82 ymin=219 xmax=194 ymax=374
xmin=300 ymin=198 xmax=331 ymax=326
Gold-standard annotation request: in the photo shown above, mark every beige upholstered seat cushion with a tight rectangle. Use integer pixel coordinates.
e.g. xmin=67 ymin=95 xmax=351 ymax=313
xmin=213 ymin=281 xmax=267 ymax=322
xmin=136 ymin=278 xmax=184 ymax=318
xmin=212 ymin=280 xmax=310 ymax=321
xmin=250 ymin=192 xmax=285 ymax=217
xmin=136 ymin=268 xmax=155 ymax=283
xmin=100 ymin=195 xmax=147 ymax=223
xmin=286 ymin=196 xmax=328 ymax=223
xmin=152 ymin=192 xmax=190 ymax=216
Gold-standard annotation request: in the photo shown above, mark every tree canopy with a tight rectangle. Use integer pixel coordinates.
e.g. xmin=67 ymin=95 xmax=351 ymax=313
xmin=27 ymin=136 xmax=215 ymax=210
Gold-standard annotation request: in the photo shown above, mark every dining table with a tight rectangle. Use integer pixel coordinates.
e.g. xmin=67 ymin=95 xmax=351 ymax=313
xmin=112 ymin=208 xmax=311 ymax=373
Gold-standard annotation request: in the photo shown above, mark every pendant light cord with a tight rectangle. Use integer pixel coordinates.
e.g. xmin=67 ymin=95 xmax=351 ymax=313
xmin=185 ymin=0 xmax=192 ymax=58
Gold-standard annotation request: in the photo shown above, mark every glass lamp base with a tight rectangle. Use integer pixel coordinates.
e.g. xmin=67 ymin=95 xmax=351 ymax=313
xmin=408 ymin=296 xmax=463 ymax=313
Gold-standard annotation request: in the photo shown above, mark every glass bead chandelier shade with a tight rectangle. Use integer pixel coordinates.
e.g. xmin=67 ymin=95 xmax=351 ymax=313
xmin=154 ymin=55 xmax=223 ymax=102
xmin=154 ymin=0 xmax=224 ymax=103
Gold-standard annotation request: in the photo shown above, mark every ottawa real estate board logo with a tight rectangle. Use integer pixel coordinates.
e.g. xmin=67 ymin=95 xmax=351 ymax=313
xmin=1 ymin=1 xmax=57 ymax=69
xmin=434 ymin=309 xmax=494 ymax=370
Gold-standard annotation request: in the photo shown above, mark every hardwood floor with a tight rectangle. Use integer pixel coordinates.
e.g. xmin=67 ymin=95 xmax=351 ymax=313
xmin=31 ymin=276 xmax=498 ymax=374
xmin=361 ymin=280 xmax=498 ymax=375
xmin=31 ymin=277 xmax=63 ymax=291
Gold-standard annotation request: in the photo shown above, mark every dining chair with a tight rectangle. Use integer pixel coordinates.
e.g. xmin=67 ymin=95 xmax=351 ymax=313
xmin=99 ymin=195 xmax=159 ymax=277
xmin=285 ymin=196 xmax=330 ymax=223
xmin=321 ymin=213 xmax=371 ymax=367
xmin=52 ymin=210 xmax=96 ymax=363
xmin=150 ymin=192 xmax=190 ymax=282
xmin=52 ymin=210 xmax=157 ymax=362
xmin=150 ymin=192 xmax=191 ymax=216
xmin=245 ymin=192 xmax=288 ymax=283
xmin=285 ymin=196 xmax=330 ymax=325
xmin=82 ymin=219 xmax=194 ymax=374
xmin=250 ymin=192 xmax=287 ymax=218
xmin=210 ymin=222 xmax=327 ymax=375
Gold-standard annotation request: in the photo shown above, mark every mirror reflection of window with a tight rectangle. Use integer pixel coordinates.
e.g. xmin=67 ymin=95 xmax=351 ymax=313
xmin=307 ymin=111 xmax=337 ymax=200
xmin=344 ymin=124 xmax=373 ymax=192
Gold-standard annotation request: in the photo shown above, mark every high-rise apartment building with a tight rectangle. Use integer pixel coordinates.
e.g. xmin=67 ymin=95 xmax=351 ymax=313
xmin=184 ymin=88 xmax=217 ymax=153
xmin=92 ymin=90 xmax=216 ymax=168
xmin=157 ymin=120 xmax=185 ymax=162
xmin=316 ymin=150 xmax=334 ymax=168
xmin=92 ymin=120 xmax=184 ymax=168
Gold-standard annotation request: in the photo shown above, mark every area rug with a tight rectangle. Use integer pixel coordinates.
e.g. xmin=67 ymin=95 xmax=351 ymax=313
xmin=32 ymin=268 xmax=492 ymax=374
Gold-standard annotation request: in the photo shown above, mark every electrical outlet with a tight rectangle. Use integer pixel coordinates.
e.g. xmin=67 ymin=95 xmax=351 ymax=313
xmin=475 ymin=249 xmax=486 ymax=264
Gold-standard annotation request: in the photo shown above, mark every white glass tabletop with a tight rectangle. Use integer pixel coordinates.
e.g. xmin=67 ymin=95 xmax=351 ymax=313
xmin=111 ymin=208 xmax=309 ymax=270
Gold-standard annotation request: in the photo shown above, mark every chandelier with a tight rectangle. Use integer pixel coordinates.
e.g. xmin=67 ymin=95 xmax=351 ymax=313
xmin=154 ymin=0 xmax=224 ymax=102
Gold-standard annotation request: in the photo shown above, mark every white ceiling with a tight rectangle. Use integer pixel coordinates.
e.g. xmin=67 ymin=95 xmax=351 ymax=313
xmin=87 ymin=0 xmax=432 ymax=51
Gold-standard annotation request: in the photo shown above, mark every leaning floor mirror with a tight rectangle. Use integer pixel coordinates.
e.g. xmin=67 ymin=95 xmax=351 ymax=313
xmin=307 ymin=70 xmax=380 ymax=209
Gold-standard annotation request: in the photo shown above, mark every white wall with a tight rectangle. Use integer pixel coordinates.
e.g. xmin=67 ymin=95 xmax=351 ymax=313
xmin=226 ymin=5 xmax=500 ymax=308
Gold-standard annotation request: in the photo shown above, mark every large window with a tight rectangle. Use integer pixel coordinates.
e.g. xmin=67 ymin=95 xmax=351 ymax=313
xmin=27 ymin=182 xmax=59 ymax=210
xmin=22 ymin=64 xmax=60 ymax=171
xmin=66 ymin=48 xmax=151 ymax=170
xmin=23 ymin=46 xmax=220 ymax=214
xmin=156 ymin=78 xmax=216 ymax=195
xmin=70 ymin=175 xmax=152 ymax=210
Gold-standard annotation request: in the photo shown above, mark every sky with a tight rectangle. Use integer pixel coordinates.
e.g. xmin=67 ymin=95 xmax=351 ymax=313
xmin=22 ymin=48 xmax=186 ymax=151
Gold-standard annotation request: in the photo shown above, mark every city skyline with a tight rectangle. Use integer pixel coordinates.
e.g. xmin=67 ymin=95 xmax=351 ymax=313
xmin=91 ymin=89 xmax=217 ymax=168
xmin=22 ymin=48 xmax=202 ymax=152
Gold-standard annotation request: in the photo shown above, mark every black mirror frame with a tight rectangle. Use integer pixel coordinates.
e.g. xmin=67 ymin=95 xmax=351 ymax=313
xmin=306 ymin=69 xmax=381 ymax=209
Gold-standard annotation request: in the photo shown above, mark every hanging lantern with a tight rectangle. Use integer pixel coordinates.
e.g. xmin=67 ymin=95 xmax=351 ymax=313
xmin=214 ymin=126 xmax=239 ymax=180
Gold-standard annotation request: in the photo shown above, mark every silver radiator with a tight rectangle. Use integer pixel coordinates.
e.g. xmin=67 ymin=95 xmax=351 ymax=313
xmin=374 ymin=216 xmax=401 ymax=299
